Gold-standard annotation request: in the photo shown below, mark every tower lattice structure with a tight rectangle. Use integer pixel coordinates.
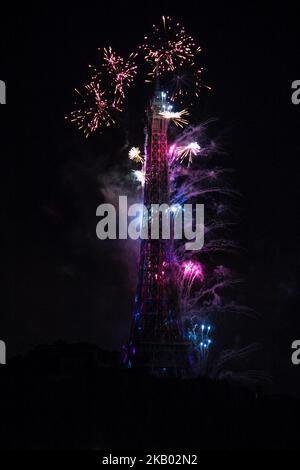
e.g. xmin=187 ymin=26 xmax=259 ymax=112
xmin=127 ymin=91 xmax=189 ymax=377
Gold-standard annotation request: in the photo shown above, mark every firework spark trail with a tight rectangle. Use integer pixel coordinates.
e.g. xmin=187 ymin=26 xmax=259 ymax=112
xmin=102 ymin=47 xmax=138 ymax=107
xmin=169 ymin=135 xmax=238 ymax=243
xmin=178 ymin=260 xmax=204 ymax=302
xmin=168 ymin=125 xmax=247 ymax=367
xmin=69 ymin=47 xmax=138 ymax=135
xmin=90 ymin=47 xmax=138 ymax=108
xmin=169 ymin=68 xmax=206 ymax=104
xmin=141 ymin=16 xmax=201 ymax=77
xmin=132 ymin=169 xmax=145 ymax=186
xmin=171 ymin=173 xmax=237 ymax=205
xmin=69 ymin=82 xmax=115 ymax=137
xmin=179 ymin=274 xmax=244 ymax=343
xmin=184 ymin=318 xmax=212 ymax=374
xmin=176 ymin=142 xmax=201 ymax=166
xmin=173 ymin=122 xmax=220 ymax=155
xmin=159 ymin=108 xmax=189 ymax=127
xmin=128 ymin=147 xmax=144 ymax=163
xmin=129 ymin=147 xmax=145 ymax=186
xmin=167 ymin=122 xmax=242 ymax=334
xmin=186 ymin=276 xmax=243 ymax=312
xmin=168 ymin=122 xmax=220 ymax=168
xmin=140 ymin=16 xmax=211 ymax=105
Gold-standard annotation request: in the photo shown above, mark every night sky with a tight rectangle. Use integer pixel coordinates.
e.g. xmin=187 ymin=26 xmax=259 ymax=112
xmin=1 ymin=3 xmax=299 ymax=395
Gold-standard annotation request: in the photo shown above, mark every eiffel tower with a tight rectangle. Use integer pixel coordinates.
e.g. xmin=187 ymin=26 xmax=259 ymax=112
xmin=126 ymin=91 xmax=190 ymax=377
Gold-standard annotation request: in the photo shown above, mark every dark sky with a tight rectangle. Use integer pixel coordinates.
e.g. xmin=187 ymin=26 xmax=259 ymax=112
xmin=0 ymin=2 xmax=299 ymax=395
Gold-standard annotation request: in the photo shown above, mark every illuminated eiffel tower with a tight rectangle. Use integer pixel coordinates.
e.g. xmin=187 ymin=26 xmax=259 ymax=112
xmin=126 ymin=90 xmax=189 ymax=377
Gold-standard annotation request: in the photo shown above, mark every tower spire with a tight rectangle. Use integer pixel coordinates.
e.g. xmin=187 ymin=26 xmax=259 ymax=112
xmin=154 ymin=69 xmax=160 ymax=93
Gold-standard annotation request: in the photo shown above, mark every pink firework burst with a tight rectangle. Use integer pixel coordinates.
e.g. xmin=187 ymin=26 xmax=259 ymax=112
xmin=179 ymin=260 xmax=204 ymax=300
xmin=69 ymin=82 xmax=115 ymax=137
xmin=91 ymin=47 xmax=138 ymax=108
xmin=183 ymin=261 xmax=204 ymax=281
xmin=141 ymin=16 xmax=201 ymax=78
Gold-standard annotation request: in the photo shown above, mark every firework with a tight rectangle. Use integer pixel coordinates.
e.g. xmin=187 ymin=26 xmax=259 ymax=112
xmin=70 ymin=47 xmax=137 ymax=136
xmin=183 ymin=260 xmax=203 ymax=283
xmin=169 ymin=144 xmax=176 ymax=155
xmin=167 ymin=143 xmax=178 ymax=166
xmin=141 ymin=16 xmax=201 ymax=77
xmin=169 ymin=68 xmax=202 ymax=103
xmin=178 ymin=260 xmax=204 ymax=304
xmin=176 ymin=142 xmax=201 ymax=166
xmin=186 ymin=322 xmax=212 ymax=350
xmin=69 ymin=82 xmax=115 ymax=137
xmin=100 ymin=47 xmax=137 ymax=107
xmin=128 ymin=147 xmax=144 ymax=163
xmin=170 ymin=69 xmax=212 ymax=105
xmin=132 ymin=170 xmax=145 ymax=186
xmin=141 ymin=16 xmax=210 ymax=105
xmin=159 ymin=108 xmax=189 ymax=127
xmin=90 ymin=47 xmax=137 ymax=109
xmin=129 ymin=147 xmax=145 ymax=186
xmin=185 ymin=320 xmax=212 ymax=373
xmin=103 ymin=46 xmax=123 ymax=72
